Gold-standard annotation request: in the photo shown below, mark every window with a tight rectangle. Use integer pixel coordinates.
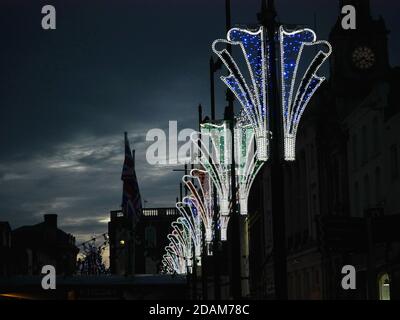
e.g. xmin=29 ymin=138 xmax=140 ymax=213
xmin=390 ymin=144 xmax=399 ymax=180
xmin=378 ymin=273 xmax=390 ymax=300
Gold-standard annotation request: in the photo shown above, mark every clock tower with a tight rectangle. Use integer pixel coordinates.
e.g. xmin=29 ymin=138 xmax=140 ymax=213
xmin=329 ymin=0 xmax=390 ymax=98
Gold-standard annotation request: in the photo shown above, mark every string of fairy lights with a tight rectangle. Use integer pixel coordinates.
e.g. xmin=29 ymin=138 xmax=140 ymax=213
xmin=161 ymin=24 xmax=331 ymax=275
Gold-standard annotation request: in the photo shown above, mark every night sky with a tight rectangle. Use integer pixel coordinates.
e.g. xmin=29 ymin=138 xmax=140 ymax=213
xmin=0 ymin=0 xmax=399 ymax=243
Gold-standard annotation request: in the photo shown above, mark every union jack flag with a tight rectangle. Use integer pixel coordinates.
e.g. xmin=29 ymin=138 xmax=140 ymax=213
xmin=121 ymin=132 xmax=142 ymax=225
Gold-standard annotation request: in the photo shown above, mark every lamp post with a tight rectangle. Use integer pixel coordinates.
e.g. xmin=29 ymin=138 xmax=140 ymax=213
xmin=225 ymin=0 xmax=242 ymax=300
xmin=209 ymin=58 xmax=221 ymax=299
xmin=258 ymin=1 xmax=288 ymax=300
xmin=199 ymin=104 xmax=209 ymax=300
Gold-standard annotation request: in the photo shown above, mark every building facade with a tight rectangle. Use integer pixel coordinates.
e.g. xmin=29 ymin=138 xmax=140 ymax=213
xmin=134 ymin=207 xmax=180 ymax=274
xmin=246 ymin=0 xmax=400 ymax=300
xmin=0 ymin=214 xmax=79 ymax=276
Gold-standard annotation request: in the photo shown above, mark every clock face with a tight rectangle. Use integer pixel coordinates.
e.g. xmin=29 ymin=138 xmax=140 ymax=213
xmin=352 ymin=46 xmax=375 ymax=70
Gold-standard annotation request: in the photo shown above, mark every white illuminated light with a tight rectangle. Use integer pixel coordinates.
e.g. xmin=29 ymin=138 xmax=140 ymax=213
xmin=171 ymin=219 xmax=192 ymax=258
xmin=191 ymin=121 xmax=265 ymax=226
xmin=161 ymin=216 xmax=196 ymax=274
xmin=168 ymin=25 xmax=330 ymax=256
xmin=219 ymin=215 xmax=230 ymax=241
xmin=164 ymin=243 xmax=187 ymax=274
xmin=212 ymin=26 xmax=331 ymax=162
xmin=191 ymin=122 xmax=232 ymax=217
xmin=176 ymin=200 xmax=202 ymax=265
xmin=212 ymin=27 xmax=270 ymax=162
xmin=168 ymin=233 xmax=191 ymax=269
xmin=162 ymin=252 xmax=182 ymax=274
xmin=163 ymin=251 xmax=181 ymax=274
xmin=235 ymin=122 xmax=264 ymax=215
xmin=183 ymin=169 xmax=235 ymax=245
xmin=191 ymin=123 xmax=233 ymax=240
xmin=171 ymin=228 xmax=192 ymax=268
xmin=182 ymin=169 xmax=214 ymax=245
xmin=279 ymin=26 xmax=332 ymax=161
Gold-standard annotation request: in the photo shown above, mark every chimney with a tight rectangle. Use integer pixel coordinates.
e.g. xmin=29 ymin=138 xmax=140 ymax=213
xmin=44 ymin=214 xmax=57 ymax=228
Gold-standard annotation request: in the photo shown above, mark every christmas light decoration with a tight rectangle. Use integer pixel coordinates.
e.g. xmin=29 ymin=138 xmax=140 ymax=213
xmin=212 ymin=26 xmax=331 ymax=161
xmin=191 ymin=122 xmax=232 ymax=218
xmin=162 ymin=249 xmax=186 ymax=274
xmin=235 ymin=120 xmax=264 ymax=215
xmin=192 ymin=119 xmax=264 ymax=218
xmin=160 ymin=215 xmax=197 ymax=275
xmin=161 ymin=253 xmax=174 ymax=273
xmin=166 ymin=234 xmax=190 ymax=273
xmin=191 ymin=122 xmax=234 ymax=241
xmin=162 ymin=25 xmax=332 ymax=270
xmin=182 ymin=169 xmax=214 ymax=244
xmin=279 ymin=26 xmax=332 ymax=160
xmin=169 ymin=234 xmax=190 ymax=269
xmin=212 ymin=27 xmax=270 ymax=162
xmin=176 ymin=199 xmax=202 ymax=264
xmin=171 ymin=220 xmax=193 ymax=263
xmin=218 ymin=216 xmax=230 ymax=241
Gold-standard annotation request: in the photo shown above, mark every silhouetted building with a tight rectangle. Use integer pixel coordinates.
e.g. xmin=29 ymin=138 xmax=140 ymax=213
xmin=11 ymin=214 xmax=78 ymax=276
xmin=108 ymin=209 xmax=135 ymax=275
